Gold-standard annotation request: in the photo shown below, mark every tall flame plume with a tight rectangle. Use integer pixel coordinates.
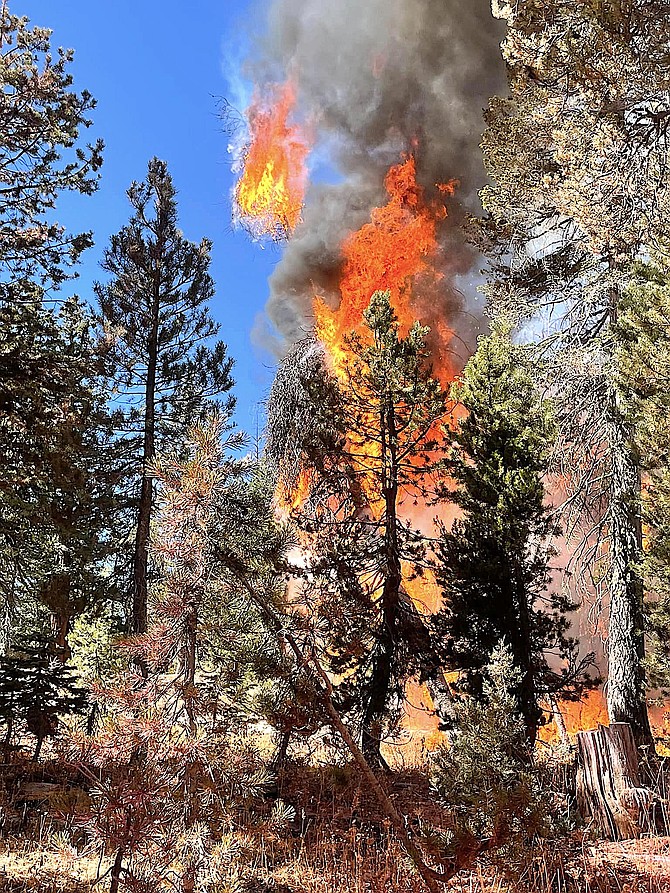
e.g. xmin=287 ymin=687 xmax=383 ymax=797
xmin=314 ymin=155 xmax=457 ymax=383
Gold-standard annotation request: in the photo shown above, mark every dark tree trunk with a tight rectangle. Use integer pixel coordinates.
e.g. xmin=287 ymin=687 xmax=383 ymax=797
xmin=109 ymin=844 xmax=126 ymax=893
xmin=271 ymin=729 xmax=292 ymax=772
xmin=131 ymin=206 xmax=164 ymax=639
xmin=606 ymin=403 xmax=654 ymax=749
xmin=362 ymin=399 xmax=401 ymax=769
xmin=400 ymin=588 xmax=459 ymax=734
xmin=183 ymin=601 xmax=198 ymax=733
xmin=512 ymin=566 xmax=539 ymax=745
xmin=132 ymin=340 xmax=157 ymax=638
xmin=32 ymin=733 xmax=43 ymax=762
xmin=3 ymin=712 xmax=12 ymax=759
xmin=52 ymin=605 xmax=72 ymax=662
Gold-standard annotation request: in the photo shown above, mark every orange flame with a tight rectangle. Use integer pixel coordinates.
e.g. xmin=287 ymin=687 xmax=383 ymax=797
xmin=538 ymin=690 xmax=609 ymax=745
xmin=234 ymin=82 xmax=309 ymax=241
xmin=275 ymin=468 xmax=312 ymax=518
xmin=315 ymin=155 xmax=457 ymax=382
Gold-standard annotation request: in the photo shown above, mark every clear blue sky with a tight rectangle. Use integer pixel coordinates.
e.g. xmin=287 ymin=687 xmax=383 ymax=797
xmin=18 ymin=0 xmax=278 ymax=436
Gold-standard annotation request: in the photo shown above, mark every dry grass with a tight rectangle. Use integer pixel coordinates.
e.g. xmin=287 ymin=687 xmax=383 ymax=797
xmin=2 ymin=757 xmax=670 ymax=893
xmin=2 ymin=828 xmax=670 ymax=892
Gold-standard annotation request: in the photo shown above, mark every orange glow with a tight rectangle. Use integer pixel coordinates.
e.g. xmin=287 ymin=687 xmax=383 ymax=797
xmin=314 ymin=155 xmax=458 ymax=384
xmin=234 ymin=82 xmax=309 ymax=241
xmin=403 ymin=569 xmax=443 ymax=615
xmin=539 ymin=690 xmax=609 ymax=744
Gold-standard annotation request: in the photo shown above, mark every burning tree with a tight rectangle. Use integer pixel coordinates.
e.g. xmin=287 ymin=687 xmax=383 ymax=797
xmin=270 ymin=290 xmax=452 ymax=767
xmin=231 ymin=82 xmax=309 ymax=241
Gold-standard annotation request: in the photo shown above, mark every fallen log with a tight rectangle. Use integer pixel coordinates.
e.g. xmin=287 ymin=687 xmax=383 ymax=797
xmin=576 ymin=722 xmax=657 ymax=840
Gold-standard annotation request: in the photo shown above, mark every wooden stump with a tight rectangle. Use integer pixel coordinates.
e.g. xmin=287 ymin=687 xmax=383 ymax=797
xmin=576 ymin=722 xmax=656 ymax=840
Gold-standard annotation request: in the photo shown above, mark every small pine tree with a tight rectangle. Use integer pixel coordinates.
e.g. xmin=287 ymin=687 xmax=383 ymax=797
xmin=0 ymin=636 xmax=87 ymax=760
xmin=431 ymin=643 xmax=547 ymax=857
xmin=433 ymin=328 xmax=594 ymax=742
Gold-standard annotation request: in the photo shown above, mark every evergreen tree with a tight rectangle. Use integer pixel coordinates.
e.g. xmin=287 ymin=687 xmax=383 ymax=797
xmin=0 ymin=289 xmax=121 ymax=656
xmin=62 ymin=416 xmax=289 ymax=893
xmin=269 ymin=291 xmax=451 ymax=767
xmin=0 ymin=635 xmax=87 ymax=760
xmin=95 ymin=158 xmax=234 ymax=636
xmin=477 ymin=0 xmax=670 ymax=745
xmin=431 ymin=644 xmax=546 ymax=852
xmin=617 ymin=258 xmax=670 ymax=690
xmin=0 ymin=2 xmax=103 ymax=288
xmin=0 ymin=4 xmax=112 ymax=656
xmin=433 ymin=329 xmax=594 ymax=742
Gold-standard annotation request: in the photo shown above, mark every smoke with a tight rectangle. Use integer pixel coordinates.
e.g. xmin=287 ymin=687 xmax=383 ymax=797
xmin=246 ymin=0 xmax=506 ymax=351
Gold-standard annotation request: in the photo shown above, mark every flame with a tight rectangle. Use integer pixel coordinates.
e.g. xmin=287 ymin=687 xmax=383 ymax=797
xmin=538 ymin=690 xmax=610 ymax=744
xmin=275 ymin=468 xmax=312 ymax=518
xmin=234 ymin=82 xmax=309 ymax=241
xmin=314 ymin=155 xmax=458 ymax=383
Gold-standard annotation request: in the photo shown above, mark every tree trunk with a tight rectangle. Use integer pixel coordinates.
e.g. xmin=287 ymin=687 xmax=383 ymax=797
xmin=362 ymin=399 xmax=401 ymax=769
xmin=576 ymin=722 xmax=656 ymax=840
xmin=109 ymin=844 xmax=125 ymax=893
xmin=511 ymin=563 xmax=540 ymax=744
xmin=32 ymin=733 xmax=43 ymax=763
xmin=548 ymin=693 xmax=571 ymax=749
xmin=399 ymin=588 xmax=459 ymax=734
xmin=131 ymin=224 xmax=163 ymax=639
xmin=606 ymin=403 xmax=654 ymax=749
xmin=271 ymin=729 xmax=292 ymax=772
xmin=183 ymin=601 xmax=198 ymax=733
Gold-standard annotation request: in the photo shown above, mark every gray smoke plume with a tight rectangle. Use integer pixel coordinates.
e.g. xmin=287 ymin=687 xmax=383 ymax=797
xmin=249 ymin=0 xmax=506 ymax=353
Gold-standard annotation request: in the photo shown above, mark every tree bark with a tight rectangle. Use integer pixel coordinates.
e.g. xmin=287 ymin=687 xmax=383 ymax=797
xmin=109 ymin=843 xmax=126 ymax=893
xmin=606 ymin=401 xmax=654 ymax=749
xmin=362 ymin=398 xmax=402 ymax=768
xmin=576 ymin=722 xmax=656 ymax=839
xmin=131 ymin=205 xmax=164 ymax=639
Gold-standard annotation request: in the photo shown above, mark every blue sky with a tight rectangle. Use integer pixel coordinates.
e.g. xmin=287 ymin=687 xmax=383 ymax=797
xmin=19 ymin=0 xmax=278 ymax=435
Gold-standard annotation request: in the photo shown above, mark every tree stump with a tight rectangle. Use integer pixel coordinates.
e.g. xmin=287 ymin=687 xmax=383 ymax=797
xmin=576 ymin=722 xmax=656 ymax=840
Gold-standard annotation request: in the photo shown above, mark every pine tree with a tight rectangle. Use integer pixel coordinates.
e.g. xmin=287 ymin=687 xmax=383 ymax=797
xmin=430 ymin=644 xmax=546 ymax=852
xmin=0 ymin=2 xmax=103 ymax=288
xmin=0 ymin=635 xmax=87 ymax=760
xmin=477 ymin=0 xmax=670 ymax=745
xmin=617 ymin=258 xmax=670 ymax=691
xmin=433 ymin=329 xmax=594 ymax=742
xmin=0 ymin=289 xmax=121 ymax=657
xmin=95 ymin=158 xmax=234 ymax=636
xmin=62 ymin=415 xmax=286 ymax=893
xmin=269 ymin=291 xmax=451 ymax=767
xmin=0 ymin=4 xmax=112 ymax=656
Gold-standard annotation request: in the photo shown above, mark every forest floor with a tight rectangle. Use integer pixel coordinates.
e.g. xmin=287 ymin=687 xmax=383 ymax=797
xmin=2 ymin=757 xmax=670 ymax=893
